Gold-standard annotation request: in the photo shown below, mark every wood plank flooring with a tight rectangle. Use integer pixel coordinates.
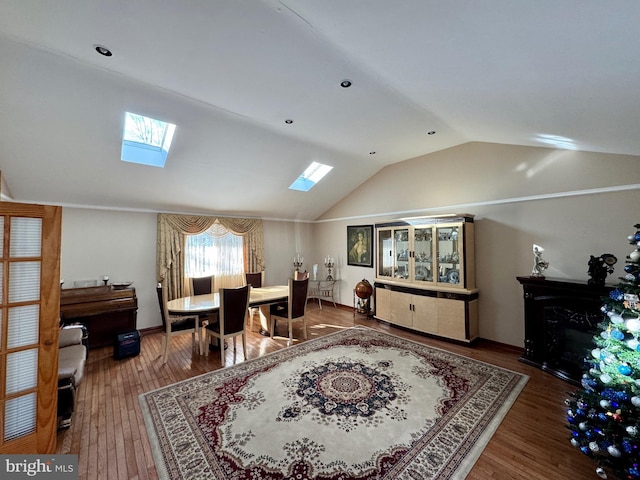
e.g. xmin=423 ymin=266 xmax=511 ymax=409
xmin=56 ymin=303 xmax=599 ymax=479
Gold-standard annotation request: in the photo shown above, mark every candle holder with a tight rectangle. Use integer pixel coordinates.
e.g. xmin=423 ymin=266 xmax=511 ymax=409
xmin=293 ymin=253 xmax=304 ymax=272
xmin=324 ymin=257 xmax=335 ymax=281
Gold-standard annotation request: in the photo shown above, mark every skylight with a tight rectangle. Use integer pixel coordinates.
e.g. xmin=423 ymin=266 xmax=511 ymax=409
xmin=289 ymin=161 xmax=333 ymax=192
xmin=121 ymin=112 xmax=176 ymax=167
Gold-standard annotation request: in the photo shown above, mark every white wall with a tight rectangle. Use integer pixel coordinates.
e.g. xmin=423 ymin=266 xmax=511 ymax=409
xmin=263 ymin=219 xmax=314 ymax=284
xmin=60 ymin=209 xmax=158 ymax=330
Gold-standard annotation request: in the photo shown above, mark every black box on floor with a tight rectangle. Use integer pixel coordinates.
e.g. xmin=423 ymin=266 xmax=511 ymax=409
xmin=114 ymin=330 xmax=140 ymax=359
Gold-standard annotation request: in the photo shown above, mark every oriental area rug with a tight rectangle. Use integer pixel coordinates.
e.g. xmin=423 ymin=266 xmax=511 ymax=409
xmin=139 ymin=327 xmax=528 ymax=480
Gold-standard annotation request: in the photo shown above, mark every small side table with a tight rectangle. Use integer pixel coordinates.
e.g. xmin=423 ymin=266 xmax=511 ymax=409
xmin=308 ymin=279 xmax=337 ymax=309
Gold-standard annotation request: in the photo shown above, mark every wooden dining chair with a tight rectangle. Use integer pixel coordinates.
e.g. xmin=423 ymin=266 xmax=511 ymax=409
xmin=156 ymin=284 xmax=202 ymax=364
xmin=245 ymin=271 xmax=264 ymax=330
xmin=190 ymin=275 xmax=215 ymax=295
xmin=189 ymin=274 xmax=218 ymax=327
xmin=270 ymin=278 xmax=309 ymax=345
xmin=204 ymin=285 xmax=251 ymax=367
xmin=294 ymin=270 xmax=309 ymax=280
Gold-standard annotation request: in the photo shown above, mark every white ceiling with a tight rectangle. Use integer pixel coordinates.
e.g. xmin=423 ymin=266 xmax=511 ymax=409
xmin=1 ymin=1 xmax=639 ymax=220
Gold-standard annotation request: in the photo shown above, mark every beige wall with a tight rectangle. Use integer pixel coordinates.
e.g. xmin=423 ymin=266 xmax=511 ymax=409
xmin=311 ymin=142 xmax=640 ymax=347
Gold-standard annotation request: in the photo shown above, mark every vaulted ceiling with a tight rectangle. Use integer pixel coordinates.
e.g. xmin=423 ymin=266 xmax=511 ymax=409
xmin=1 ymin=1 xmax=639 ymax=220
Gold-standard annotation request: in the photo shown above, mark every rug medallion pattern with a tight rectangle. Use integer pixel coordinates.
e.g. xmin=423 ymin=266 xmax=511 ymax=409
xmin=140 ymin=327 xmax=528 ymax=479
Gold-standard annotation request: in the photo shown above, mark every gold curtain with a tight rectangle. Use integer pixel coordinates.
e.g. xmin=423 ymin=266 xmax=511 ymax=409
xmin=156 ymin=213 xmax=264 ymax=301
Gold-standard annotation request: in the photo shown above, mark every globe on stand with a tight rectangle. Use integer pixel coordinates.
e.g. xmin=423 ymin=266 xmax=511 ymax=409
xmin=354 ymin=279 xmax=373 ymax=317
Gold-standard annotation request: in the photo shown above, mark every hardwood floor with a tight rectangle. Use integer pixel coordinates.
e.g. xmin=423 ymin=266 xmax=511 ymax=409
xmin=56 ymin=303 xmax=599 ymax=479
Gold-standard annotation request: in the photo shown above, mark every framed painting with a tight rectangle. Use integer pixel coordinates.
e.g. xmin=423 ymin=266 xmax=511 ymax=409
xmin=347 ymin=225 xmax=373 ymax=267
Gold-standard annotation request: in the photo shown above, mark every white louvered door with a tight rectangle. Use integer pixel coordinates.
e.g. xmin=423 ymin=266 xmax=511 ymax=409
xmin=0 ymin=203 xmax=61 ymax=454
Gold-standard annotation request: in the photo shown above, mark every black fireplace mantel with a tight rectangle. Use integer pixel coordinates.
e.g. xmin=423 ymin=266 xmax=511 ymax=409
xmin=516 ymin=276 xmax=614 ymax=386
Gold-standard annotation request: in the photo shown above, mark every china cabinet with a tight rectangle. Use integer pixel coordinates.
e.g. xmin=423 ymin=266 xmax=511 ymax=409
xmin=374 ymin=214 xmax=478 ymax=343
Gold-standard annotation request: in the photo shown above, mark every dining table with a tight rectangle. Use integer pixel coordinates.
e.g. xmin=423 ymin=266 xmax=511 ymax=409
xmin=166 ymin=285 xmax=289 ymax=338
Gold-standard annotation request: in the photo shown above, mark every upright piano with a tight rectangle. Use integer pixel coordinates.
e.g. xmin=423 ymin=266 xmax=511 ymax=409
xmin=60 ymin=285 xmax=138 ymax=349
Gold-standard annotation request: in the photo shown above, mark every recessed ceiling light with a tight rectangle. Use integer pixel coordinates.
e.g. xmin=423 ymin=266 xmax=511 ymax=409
xmin=427 ymin=131 xmax=436 ymax=135
xmin=285 ymin=119 xmax=294 ymax=124
xmin=94 ymin=44 xmax=112 ymax=57
xmin=340 ymin=80 xmax=352 ymax=88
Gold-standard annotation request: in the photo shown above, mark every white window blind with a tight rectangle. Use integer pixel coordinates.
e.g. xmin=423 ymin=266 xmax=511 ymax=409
xmin=7 ymin=305 xmax=39 ymax=348
xmin=5 ymin=349 xmax=38 ymax=395
xmin=10 ymin=217 xmax=41 ymax=257
xmin=9 ymin=261 xmax=41 ymax=303
xmin=1 ymin=215 xmax=43 ymax=444
xmin=4 ymin=393 xmax=37 ymax=441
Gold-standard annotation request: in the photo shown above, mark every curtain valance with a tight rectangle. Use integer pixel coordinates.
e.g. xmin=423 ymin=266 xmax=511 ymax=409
xmin=157 ymin=213 xmax=264 ymax=301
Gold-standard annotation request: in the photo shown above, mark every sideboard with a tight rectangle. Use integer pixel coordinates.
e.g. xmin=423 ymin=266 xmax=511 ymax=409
xmin=516 ymin=276 xmax=613 ymax=385
xmin=60 ymin=285 xmax=138 ymax=348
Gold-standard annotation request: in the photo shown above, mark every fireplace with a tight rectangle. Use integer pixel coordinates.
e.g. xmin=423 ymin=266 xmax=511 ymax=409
xmin=517 ymin=277 xmax=613 ymax=386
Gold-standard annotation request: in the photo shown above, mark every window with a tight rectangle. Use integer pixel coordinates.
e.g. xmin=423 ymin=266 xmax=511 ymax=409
xmin=121 ymin=112 xmax=176 ymax=167
xmin=185 ymin=225 xmax=244 ymax=280
xmin=289 ymin=161 xmax=333 ymax=192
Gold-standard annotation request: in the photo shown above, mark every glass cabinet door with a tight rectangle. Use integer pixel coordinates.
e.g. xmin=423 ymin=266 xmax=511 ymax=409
xmin=377 ymin=229 xmax=393 ymax=279
xmin=413 ymin=227 xmax=433 ymax=283
xmin=436 ymin=225 xmax=462 ymax=285
xmin=393 ymin=228 xmax=410 ymax=280
xmin=377 ymin=227 xmax=410 ymax=281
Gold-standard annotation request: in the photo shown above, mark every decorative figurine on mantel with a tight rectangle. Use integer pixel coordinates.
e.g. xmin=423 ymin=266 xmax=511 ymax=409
xmin=531 ymin=244 xmax=549 ymax=278
xmin=587 ymin=253 xmax=617 ymax=286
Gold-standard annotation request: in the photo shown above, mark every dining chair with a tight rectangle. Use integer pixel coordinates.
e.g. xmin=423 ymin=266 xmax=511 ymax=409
xmin=204 ymin=285 xmax=251 ymax=367
xmin=189 ymin=274 xmax=218 ymax=327
xmin=270 ymin=278 xmax=310 ymax=345
xmin=294 ymin=270 xmax=309 ymax=280
xmin=190 ymin=275 xmax=215 ymax=295
xmin=245 ymin=271 xmax=264 ymax=330
xmin=156 ymin=284 xmax=202 ymax=364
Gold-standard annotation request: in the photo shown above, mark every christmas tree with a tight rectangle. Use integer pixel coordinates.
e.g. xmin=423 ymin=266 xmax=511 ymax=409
xmin=567 ymin=223 xmax=640 ymax=479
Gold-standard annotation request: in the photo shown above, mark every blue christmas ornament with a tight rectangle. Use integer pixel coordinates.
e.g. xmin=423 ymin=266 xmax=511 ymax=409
xmin=610 ymin=289 xmax=624 ymax=301
xmin=625 ymin=264 xmax=639 ymax=274
xmin=580 ymin=446 xmax=591 ymax=455
xmin=618 ymin=364 xmax=633 ymax=375
xmin=616 ymin=391 xmax=629 ymax=402
xmin=629 ymin=467 xmax=640 ymax=478
xmin=598 ymin=413 xmax=608 ymax=421
xmin=611 ymin=329 xmax=625 ymax=341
